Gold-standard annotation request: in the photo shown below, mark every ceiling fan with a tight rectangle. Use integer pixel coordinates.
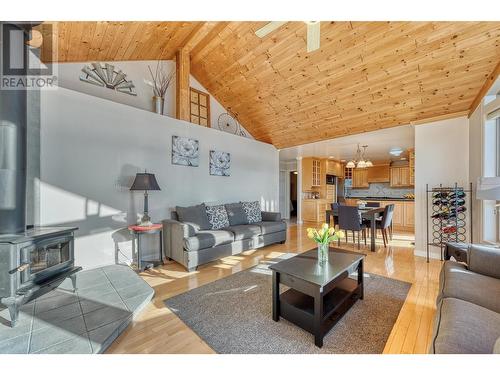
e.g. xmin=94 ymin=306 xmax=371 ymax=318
xmin=255 ymin=21 xmax=321 ymax=53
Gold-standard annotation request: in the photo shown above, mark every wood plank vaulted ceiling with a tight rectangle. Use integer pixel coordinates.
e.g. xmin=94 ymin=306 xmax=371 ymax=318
xmin=41 ymin=21 xmax=500 ymax=149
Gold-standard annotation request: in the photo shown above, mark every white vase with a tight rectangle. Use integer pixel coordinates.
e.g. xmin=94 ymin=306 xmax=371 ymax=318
xmin=153 ymin=96 xmax=164 ymax=115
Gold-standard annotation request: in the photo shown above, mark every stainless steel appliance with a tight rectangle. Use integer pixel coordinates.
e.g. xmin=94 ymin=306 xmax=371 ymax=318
xmin=326 ymin=174 xmax=336 ymax=185
xmin=336 ymin=178 xmax=346 ymax=203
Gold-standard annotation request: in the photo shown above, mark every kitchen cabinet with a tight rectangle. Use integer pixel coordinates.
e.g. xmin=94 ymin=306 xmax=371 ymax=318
xmin=409 ymin=149 xmax=415 ymax=186
xmin=404 ymin=201 xmax=414 ymax=227
xmin=326 ymin=185 xmax=335 ymax=201
xmin=344 ymin=165 xmax=353 ymax=180
xmin=390 ymin=166 xmax=412 ymax=187
xmin=367 ymin=165 xmax=390 ymax=183
xmin=302 ymin=158 xmax=322 ymax=191
xmin=364 ymin=200 xmax=415 ymax=232
xmin=302 ymin=199 xmax=328 ymax=223
xmin=326 ymin=160 xmax=343 ymax=176
xmin=352 ymin=169 xmax=369 ymax=188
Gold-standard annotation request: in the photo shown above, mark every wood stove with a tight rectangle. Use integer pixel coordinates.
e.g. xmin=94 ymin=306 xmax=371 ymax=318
xmin=0 ymin=227 xmax=81 ymax=326
xmin=0 ymin=23 xmax=82 ymax=328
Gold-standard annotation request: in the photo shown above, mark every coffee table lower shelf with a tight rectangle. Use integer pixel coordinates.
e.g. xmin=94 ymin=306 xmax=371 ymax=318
xmin=279 ymin=278 xmax=362 ymax=340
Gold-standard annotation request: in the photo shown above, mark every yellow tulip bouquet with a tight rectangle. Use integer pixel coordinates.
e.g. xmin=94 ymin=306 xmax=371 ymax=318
xmin=307 ymin=223 xmax=345 ymax=264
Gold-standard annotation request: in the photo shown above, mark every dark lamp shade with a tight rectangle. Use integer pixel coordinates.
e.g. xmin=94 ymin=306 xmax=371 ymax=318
xmin=130 ymin=173 xmax=161 ymax=191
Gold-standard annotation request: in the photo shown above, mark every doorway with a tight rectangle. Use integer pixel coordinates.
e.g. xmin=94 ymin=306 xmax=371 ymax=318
xmin=290 ymin=171 xmax=298 ymax=220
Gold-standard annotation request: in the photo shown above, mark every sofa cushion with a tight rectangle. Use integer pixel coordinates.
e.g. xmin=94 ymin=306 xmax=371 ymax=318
xmin=242 ymin=201 xmax=262 ymax=223
xmin=256 ymin=221 xmax=286 ymax=234
xmin=431 ymin=297 xmax=500 ymax=354
xmin=176 ymin=204 xmax=210 ymax=231
xmin=227 ymin=225 xmax=262 ymax=240
xmin=184 ymin=230 xmax=234 ymax=252
xmin=205 ymin=205 xmax=230 ymax=230
xmin=225 ymin=203 xmax=249 ymax=226
xmin=438 ymin=261 xmax=500 ymax=313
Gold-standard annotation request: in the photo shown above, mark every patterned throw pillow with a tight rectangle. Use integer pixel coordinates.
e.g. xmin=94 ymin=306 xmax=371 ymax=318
xmin=242 ymin=201 xmax=262 ymax=224
xmin=205 ymin=205 xmax=230 ymax=230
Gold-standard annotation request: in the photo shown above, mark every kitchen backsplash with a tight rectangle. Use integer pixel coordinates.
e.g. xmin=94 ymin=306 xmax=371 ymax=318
xmin=346 ymin=183 xmax=414 ymax=198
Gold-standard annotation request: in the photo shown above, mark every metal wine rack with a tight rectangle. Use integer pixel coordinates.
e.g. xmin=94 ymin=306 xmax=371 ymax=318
xmin=425 ymin=183 xmax=472 ymax=263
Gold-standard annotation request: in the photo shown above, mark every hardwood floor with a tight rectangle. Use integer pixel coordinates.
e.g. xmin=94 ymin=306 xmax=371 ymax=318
xmin=107 ymin=223 xmax=442 ymax=354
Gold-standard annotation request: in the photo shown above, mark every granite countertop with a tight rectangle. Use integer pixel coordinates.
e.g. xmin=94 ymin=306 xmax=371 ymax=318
xmin=346 ymin=197 xmax=415 ymax=202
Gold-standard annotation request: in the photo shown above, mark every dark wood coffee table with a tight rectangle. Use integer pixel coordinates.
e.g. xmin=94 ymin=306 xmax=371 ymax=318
xmin=269 ymin=247 xmax=364 ymax=347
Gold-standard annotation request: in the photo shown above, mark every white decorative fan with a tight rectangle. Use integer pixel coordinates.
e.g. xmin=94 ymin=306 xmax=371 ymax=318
xmin=255 ymin=21 xmax=320 ymax=53
xmin=217 ymin=113 xmax=249 ymax=138
xmin=80 ymin=62 xmax=137 ymax=96
xmin=218 ymin=113 xmax=239 ymax=134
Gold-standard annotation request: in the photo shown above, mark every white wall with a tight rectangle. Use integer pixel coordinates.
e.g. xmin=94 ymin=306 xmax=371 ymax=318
xmin=39 ymin=87 xmax=278 ymax=269
xmin=414 ymin=116 xmax=469 ymax=259
xmin=469 ymin=104 xmax=483 ymax=242
xmin=51 ymin=60 xmax=252 ymax=138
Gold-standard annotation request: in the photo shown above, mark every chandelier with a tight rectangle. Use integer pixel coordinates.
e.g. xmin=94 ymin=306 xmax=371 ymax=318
xmin=345 ymin=144 xmax=373 ymax=169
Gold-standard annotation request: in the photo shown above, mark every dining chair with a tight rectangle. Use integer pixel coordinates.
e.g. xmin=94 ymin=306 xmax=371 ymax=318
xmin=328 ymin=203 xmax=340 ymax=226
xmin=376 ymin=204 xmax=395 ymax=247
xmin=338 ymin=205 xmax=367 ymax=249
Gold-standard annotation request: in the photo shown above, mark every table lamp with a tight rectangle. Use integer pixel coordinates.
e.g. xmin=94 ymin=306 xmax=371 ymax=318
xmin=130 ymin=171 xmax=161 ymax=226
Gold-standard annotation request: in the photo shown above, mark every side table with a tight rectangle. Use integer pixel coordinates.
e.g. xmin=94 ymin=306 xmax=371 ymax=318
xmin=128 ymin=224 xmax=164 ymax=271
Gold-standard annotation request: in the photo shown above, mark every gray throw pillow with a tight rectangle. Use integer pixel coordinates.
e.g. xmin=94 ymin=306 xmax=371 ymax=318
xmin=242 ymin=201 xmax=262 ymax=224
xmin=205 ymin=205 xmax=230 ymax=230
xmin=225 ymin=202 xmax=249 ymax=226
xmin=176 ymin=204 xmax=210 ymax=231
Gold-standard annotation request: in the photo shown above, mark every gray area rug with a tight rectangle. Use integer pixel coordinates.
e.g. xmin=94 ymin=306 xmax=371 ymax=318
xmin=165 ymin=259 xmax=411 ymax=354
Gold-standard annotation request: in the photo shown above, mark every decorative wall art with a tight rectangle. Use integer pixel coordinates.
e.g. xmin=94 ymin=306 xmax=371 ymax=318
xmin=217 ymin=112 xmax=249 ymax=138
xmin=209 ymin=151 xmax=231 ymax=177
xmin=172 ymin=136 xmax=199 ymax=167
xmin=80 ymin=62 xmax=137 ymax=96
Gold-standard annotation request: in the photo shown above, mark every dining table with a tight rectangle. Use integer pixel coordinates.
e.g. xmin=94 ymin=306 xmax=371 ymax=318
xmin=325 ymin=206 xmax=386 ymax=252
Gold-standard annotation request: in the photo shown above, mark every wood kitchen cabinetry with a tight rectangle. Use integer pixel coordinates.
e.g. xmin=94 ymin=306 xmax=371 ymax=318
xmin=302 ymin=158 xmax=322 ymax=190
xmin=364 ymin=200 xmax=415 ymax=232
xmin=367 ymin=164 xmax=390 ymax=183
xmin=390 ymin=166 xmax=412 ymax=187
xmin=326 ymin=159 xmax=343 ymax=176
xmin=352 ymin=168 xmax=369 ymax=188
xmin=302 ymin=200 xmax=328 ymax=223
xmin=409 ymin=149 xmax=415 ymax=185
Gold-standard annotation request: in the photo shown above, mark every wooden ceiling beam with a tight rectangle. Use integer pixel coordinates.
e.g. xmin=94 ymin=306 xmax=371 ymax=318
xmin=178 ymin=21 xmax=220 ymax=54
xmin=468 ymin=60 xmax=500 ymax=117
xmin=176 ymin=48 xmax=191 ymax=122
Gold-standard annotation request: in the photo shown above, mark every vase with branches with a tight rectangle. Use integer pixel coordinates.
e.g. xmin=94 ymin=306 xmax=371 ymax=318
xmin=144 ymin=61 xmax=175 ymax=115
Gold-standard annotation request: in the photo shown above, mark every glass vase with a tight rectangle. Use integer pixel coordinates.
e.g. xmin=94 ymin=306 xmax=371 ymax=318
xmin=317 ymin=242 xmax=329 ymax=265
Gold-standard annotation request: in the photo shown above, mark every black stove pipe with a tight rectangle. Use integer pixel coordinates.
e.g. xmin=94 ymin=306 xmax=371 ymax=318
xmin=0 ymin=22 xmax=27 ymax=234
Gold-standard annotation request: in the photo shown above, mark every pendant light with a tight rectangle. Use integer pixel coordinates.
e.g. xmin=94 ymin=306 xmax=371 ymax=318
xmin=347 ymin=144 xmax=373 ymax=169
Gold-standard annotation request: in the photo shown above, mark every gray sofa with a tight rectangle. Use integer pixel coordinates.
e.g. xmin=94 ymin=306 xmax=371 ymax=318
xmin=162 ymin=202 xmax=286 ymax=272
xmin=430 ymin=242 xmax=500 ymax=354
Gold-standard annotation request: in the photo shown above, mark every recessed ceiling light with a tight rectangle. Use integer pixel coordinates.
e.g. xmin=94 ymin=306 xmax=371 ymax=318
xmin=389 ymin=147 xmax=404 ymax=156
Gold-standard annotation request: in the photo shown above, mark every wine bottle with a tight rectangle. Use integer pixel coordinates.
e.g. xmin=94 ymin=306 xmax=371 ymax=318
xmin=448 ymin=198 xmax=465 ymax=206
xmin=432 ymin=192 xmax=448 ymax=199
xmin=432 ymin=198 xmax=449 ymax=206
xmin=448 ymin=191 xmax=466 ymax=199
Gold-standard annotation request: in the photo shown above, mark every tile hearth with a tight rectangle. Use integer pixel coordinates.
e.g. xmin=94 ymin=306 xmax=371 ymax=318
xmin=0 ymin=265 xmax=154 ymax=354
